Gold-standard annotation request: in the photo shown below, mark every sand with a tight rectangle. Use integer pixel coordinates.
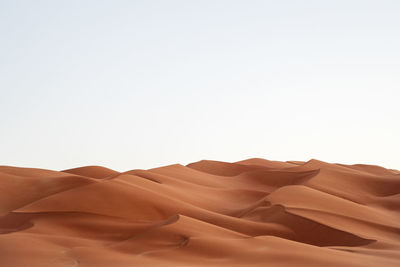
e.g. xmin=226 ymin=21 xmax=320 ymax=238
xmin=1 ymin=158 xmax=399 ymax=266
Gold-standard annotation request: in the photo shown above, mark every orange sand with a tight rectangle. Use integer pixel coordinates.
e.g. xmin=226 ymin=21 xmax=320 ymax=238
xmin=1 ymin=158 xmax=399 ymax=266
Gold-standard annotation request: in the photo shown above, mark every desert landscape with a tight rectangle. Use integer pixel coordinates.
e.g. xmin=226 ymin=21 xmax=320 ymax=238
xmin=0 ymin=158 xmax=399 ymax=266
xmin=2 ymin=0 xmax=399 ymax=266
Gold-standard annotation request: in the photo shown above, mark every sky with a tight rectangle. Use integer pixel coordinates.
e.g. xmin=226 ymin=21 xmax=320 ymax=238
xmin=1 ymin=0 xmax=399 ymax=171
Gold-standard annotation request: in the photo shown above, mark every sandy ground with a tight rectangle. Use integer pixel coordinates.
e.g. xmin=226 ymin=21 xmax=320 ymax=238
xmin=1 ymin=158 xmax=399 ymax=266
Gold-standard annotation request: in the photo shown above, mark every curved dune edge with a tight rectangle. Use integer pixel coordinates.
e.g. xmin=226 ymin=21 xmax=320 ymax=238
xmin=0 ymin=159 xmax=399 ymax=267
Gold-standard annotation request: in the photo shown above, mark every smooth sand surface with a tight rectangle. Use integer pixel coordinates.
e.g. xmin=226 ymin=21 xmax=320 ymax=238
xmin=1 ymin=159 xmax=399 ymax=266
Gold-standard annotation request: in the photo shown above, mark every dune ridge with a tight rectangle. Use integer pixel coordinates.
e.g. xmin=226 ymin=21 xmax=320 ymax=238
xmin=0 ymin=159 xmax=399 ymax=266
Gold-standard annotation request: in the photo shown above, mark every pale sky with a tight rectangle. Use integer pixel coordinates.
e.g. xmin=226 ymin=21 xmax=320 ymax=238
xmin=1 ymin=0 xmax=399 ymax=171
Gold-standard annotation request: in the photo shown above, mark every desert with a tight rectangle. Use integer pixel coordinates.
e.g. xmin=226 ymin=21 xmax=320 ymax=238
xmin=1 ymin=158 xmax=399 ymax=266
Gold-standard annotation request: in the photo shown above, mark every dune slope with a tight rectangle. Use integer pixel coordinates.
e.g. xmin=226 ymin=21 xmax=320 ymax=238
xmin=0 ymin=159 xmax=399 ymax=266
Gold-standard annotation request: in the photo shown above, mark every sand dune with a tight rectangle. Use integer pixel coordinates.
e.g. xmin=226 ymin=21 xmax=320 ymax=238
xmin=1 ymin=159 xmax=399 ymax=266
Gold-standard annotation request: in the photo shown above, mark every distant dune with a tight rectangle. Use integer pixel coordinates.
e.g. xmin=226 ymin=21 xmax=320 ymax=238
xmin=1 ymin=159 xmax=399 ymax=266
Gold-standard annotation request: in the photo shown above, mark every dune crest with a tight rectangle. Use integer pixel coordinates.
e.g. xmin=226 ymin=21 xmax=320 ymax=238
xmin=1 ymin=159 xmax=399 ymax=266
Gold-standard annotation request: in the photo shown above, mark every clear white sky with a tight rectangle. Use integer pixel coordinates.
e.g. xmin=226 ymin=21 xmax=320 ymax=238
xmin=1 ymin=0 xmax=399 ymax=171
